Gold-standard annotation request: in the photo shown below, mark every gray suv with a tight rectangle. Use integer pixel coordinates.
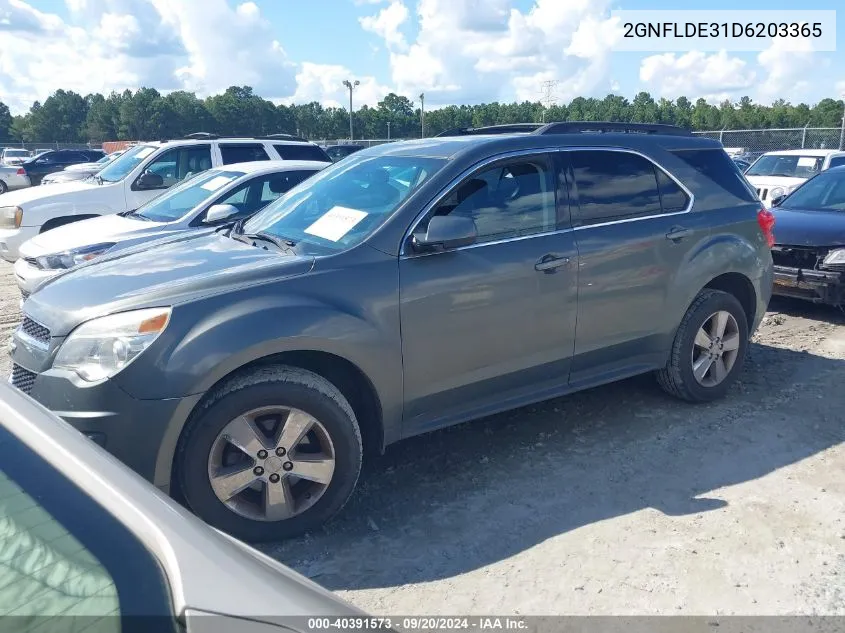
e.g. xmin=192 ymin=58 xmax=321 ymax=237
xmin=10 ymin=122 xmax=775 ymax=541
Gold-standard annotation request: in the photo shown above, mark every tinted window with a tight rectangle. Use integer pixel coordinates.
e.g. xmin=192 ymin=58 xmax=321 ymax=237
xmin=422 ymin=157 xmax=557 ymax=244
xmin=779 ymin=170 xmax=845 ymax=211
xmin=220 ymin=144 xmax=270 ymax=164
xmin=62 ymin=151 xmax=89 ymax=162
xmin=141 ymin=145 xmax=213 ymax=189
xmin=209 ymin=171 xmax=317 ymax=220
xmin=0 ymin=424 xmax=174 ymax=624
xmin=671 ymin=149 xmax=758 ymax=202
xmin=571 ymin=151 xmax=661 ymax=223
xmin=33 ymin=152 xmax=59 ymax=164
xmin=275 ymin=144 xmax=332 ymax=162
xmin=828 ymin=156 xmax=845 ymax=169
xmin=656 ymin=169 xmax=690 ymax=212
xmin=259 ymin=170 xmax=316 ymax=203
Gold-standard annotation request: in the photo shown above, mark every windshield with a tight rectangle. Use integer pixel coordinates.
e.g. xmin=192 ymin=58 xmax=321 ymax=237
xmin=134 ymin=169 xmax=245 ymax=222
xmin=746 ymin=154 xmax=824 ymax=178
xmin=242 ymin=154 xmax=446 ymax=252
xmin=779 ymin=171 xmax=845 ymax=212
xmin=95 ymin=154 xmax=117 ymax=165
xmin=98 ymin=144 xmax=157 ymax=182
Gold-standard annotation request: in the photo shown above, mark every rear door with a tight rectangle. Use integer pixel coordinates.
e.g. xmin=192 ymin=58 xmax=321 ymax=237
xmin=565 ymin=149 xmax=699 ymax=386
xmin=399 ymin=152 xmax=578 ymax=433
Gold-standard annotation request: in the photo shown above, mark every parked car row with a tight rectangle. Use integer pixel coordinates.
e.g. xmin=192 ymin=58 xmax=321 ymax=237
xmin=40 ymin=149 xmax=125 ymax=185
xmin=5 ymin=122 xmax=776 ymax=544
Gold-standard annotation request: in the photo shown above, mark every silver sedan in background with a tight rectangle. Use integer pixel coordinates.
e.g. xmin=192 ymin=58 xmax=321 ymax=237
xmin=0 ymin=382 xmax=365 ymax=631
xmin=0 ymin=163 xmax=31 ymax=194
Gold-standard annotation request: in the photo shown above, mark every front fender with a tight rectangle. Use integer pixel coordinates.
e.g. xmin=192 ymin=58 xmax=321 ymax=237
xmin=24 ymin=200 xmax=115 ymax=228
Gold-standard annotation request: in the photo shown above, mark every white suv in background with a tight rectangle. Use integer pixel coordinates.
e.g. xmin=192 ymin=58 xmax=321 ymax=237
xmin=0 ymin=134 xmax=331 ymax=262
xmin=744 ymin=149 xmax=845 ymax=207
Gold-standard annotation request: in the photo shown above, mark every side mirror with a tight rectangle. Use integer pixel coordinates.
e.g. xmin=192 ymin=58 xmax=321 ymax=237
xmin=412 ymin=215 xmax=477 ymax=252
xmin=204 ymin=203 xmax=240 ymax=224
xmin=771 ymin=195 xmax=785 ymax=207
xmin=134 ymin=170 xmax=164 ymax=190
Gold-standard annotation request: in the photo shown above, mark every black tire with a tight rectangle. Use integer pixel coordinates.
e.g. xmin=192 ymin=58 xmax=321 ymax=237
xmin=0 ymin=180 xmax=7 ymax=195
xmin=657 ymin=289 xmax=749 ymax=403
xmin=176 ymin=366 xmax=363 ymax=542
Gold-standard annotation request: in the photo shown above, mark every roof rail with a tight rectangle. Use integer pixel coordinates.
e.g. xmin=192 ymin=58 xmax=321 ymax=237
xmin=183 ymin=132 xmax=219 ymax=140
xmin=435 ymin=123 xmax=543 ymax=137
xmin=535 ymin=121 xmax=693 ymax=137
xmin=260 ymin=133 xmax=310 ymax=143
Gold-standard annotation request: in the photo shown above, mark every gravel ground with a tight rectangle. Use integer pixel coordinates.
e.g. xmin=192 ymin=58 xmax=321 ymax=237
xmin=1 ymin=261 xmax=843 ymax=615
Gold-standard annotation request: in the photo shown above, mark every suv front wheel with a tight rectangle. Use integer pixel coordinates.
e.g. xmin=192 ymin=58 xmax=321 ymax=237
xmin=176 ymin=366 xmax=363 ymax=542
xmin=657 ymin=289 xmax=749 ymax=403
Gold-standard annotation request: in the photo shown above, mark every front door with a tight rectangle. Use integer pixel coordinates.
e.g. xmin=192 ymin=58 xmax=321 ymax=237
xmin=399 ymin=153 xmax=578 ymax=433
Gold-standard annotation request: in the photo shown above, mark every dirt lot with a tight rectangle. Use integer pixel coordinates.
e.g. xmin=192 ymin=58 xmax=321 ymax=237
xmin=1 ymin=261 xmax=843 ymax=615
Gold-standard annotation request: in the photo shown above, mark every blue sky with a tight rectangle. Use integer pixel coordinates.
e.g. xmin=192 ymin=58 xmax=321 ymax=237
xmin=2 ymin=0 xmax=843 ymax=114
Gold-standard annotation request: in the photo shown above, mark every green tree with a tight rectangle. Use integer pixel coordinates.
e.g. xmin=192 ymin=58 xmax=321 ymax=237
xmin=0 ymin=101 xmax=12 ymax=140
xmin=28 ymin=90 xmax=88 ymax=142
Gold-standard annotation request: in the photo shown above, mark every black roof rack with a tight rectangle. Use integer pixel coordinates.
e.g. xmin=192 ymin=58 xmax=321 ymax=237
xmin=435 ymin=121 xmax=692 ymax=138
xmin=259 ymin=133 xmax=310 ymax=143
xmin=435 ymin=124 xmax=544 ymax=137
xmin=536 ymin=121 xmax=693 ymax=137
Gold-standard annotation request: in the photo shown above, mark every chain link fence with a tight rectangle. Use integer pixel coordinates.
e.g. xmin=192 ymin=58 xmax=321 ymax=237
xmin=692 ymin=127 xmax=845 ymax=155
xmin=316 ymin=138 xmax=403 ymax=148
xmin=0 ymin=141 xmax=102 ymax=152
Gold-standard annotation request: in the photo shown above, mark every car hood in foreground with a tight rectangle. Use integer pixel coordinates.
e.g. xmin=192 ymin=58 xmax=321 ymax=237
xmin=772 ymin=206 xmax=845 ymax=247
xmin=20 ymin=214 xmax=171 ymax=257
xmin=24 ymin=232 xmax=314 ymax=336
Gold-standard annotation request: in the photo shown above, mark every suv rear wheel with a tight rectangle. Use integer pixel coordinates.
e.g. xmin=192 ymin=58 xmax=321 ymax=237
xmin=657 ymin=289 xmax=749 ymax=402
xmin=176 ymin=366 xmax=363 ymax=542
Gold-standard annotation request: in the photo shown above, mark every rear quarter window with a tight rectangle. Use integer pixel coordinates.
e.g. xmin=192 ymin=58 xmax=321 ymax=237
xmin=274 ymin=144 xmax=332 ymax=162
xmin=671 ymin=149 xmax=759 ymax=203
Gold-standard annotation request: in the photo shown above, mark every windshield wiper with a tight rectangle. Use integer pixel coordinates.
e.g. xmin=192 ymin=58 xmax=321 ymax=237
xmin=245 ymin=232 xmax=297 ymax=250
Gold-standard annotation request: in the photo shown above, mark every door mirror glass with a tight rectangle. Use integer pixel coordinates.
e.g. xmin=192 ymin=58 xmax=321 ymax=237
xmin=412 ymin=215 xmax=477 ymax=252
xmin=134 ymin=171 xmax=165 ymax=190
xmin=204 ymin=203 xmax=240 ymax=224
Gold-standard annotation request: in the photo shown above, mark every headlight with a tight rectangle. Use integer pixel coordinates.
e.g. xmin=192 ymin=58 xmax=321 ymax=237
xmin=0 ymin=206 xmax=22 ymax=228
xmin=769 ymin=187 xmax=785 ymax=200
xmin=53 ymin=308 xmax=171 ymax=382
xmin=35 ymin=242 xmax=115 ymax=270
xmin=822 ymin=249 xmax=845 ymax=266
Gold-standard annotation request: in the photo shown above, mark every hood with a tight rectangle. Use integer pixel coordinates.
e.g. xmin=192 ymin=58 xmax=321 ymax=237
xmin=0 ymin=180 xmax=98 ymax=206
xmin=771 ymin=207 xmax=845 ymax=247
xmin=64 ymin=162 xmax=100 ymax=172
xmin=20 ymin=214 xmax=170 ymax=257
xmin=25 ymin=232 xmax=315 ymax=335
xmin=42 ymin=170 xmax=92 ymax=183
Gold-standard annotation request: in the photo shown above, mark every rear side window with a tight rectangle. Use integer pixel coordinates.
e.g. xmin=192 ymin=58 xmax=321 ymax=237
xmin=656 ymin=169 xmax=690 ymax=212
xmin=671 ymin=149 xmax=758 ymax=202
xmin=219 ymin=144 xmax=270 ymax=165
xmin=828 ymin=156 xmax=845 ymax=169
xmin=570 ymin=150 xmax=662 ymax=224
xmin=274 ymin=144 xmax=332 ymax=162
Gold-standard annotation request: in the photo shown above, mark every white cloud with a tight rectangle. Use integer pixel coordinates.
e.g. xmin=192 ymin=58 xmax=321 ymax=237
xmin=755 ymin=38 xmax=820 ymax=103
xmin=639 ymin=51 xmax=756 ymax=102
xmin=359 ymin=1 xmax=408 ymax=50
xmin=283 ymin=62 xmax=391 ymax=110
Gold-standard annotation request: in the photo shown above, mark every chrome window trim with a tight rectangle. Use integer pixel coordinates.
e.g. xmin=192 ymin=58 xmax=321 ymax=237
xmin=399 ymin=146 xmax=695 ymax=258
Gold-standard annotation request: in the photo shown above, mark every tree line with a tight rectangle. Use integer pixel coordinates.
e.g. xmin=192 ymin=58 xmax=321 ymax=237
xmin=1 ymin=86 xmax=844 ymax=144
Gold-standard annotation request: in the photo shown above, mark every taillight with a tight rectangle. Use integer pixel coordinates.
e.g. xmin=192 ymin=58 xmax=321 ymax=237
xmin=15 ymin=168 xmax=25 ymax=175
xmin=757 ymin=208 xmax=775 ymax=248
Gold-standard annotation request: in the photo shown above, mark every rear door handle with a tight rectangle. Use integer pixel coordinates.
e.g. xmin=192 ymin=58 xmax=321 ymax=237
xmin=535 ymin=254 xmax=570 ymax=273
xmin=665 ymin=226 xmax=693 ymax=242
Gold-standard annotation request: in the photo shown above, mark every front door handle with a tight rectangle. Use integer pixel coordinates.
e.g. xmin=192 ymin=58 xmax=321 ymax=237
xmin=535 ymin=254 xmax=570 ymax=273
xmin=665 ymin=226 xmax=693 ymax=242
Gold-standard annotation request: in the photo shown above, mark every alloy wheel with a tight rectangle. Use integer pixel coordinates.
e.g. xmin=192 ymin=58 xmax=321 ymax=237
xmin=690 ymin=310 xmax=741 ymax=388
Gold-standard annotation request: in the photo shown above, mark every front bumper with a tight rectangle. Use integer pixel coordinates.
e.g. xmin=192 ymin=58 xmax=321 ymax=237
xmin=0 ymin=226 xmax=38 ymax=262
xmin=772 ymin=264 xmax=845 ymax=305
xmin=13 ymin=257 xmax=61 ymax=296
xmin=9 ymin=362 xmax=202 ymax=490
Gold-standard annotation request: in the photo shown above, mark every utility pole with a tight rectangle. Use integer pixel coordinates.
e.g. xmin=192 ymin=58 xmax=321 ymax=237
xmin=342 ymin=79 xmax=360 ymax=141
xmin=419 ymin=93 xmax=425 ymax=138
xmin=539 ymin=80 xmax=559 ymax=123
xmin=387 ymin=121 xmax=391 ymax=140
xmin=840 ymin=96 xmax=845 ymax=150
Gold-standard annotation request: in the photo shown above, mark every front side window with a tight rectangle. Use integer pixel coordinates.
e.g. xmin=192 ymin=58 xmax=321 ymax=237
xmin=570 ymin=150 xmax=662 ymax=224
xmin=142 ymin=145 xmax=213 ymax=188
xmin=99 ymin=145 xmax=158 ymax=183
xmin=419 ymin=157 xmax=557 ymax=244
xmin=745 ymin=154 xmax=824 ymax=179
xmin=134 ymin=169 xmax=245 ymax=222
xmin=779 ymin=171 xmax=845 ymax=211
xmin=204 ymin=171 xmax=318 ymax=221
xmin=220 ymin=144 xmax=270 ymax=165
xmin=242 ymin=154 xmax=446 ymax=253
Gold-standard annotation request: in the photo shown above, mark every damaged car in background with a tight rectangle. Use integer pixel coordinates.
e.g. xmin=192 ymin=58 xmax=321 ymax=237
xmin=770 ymin=165 xmax=845 ymax=307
